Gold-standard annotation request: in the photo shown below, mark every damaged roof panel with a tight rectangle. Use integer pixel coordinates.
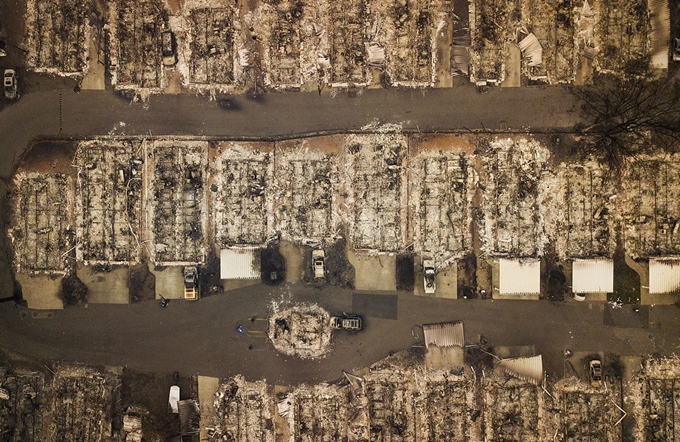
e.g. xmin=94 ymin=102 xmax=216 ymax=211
xmin=423 ymin=321 xmax=465 ymax=349
xmin=498 ymin=355 xmax=543 ymax=385
xmin=518 ymin=33 xmax=543 ymax=67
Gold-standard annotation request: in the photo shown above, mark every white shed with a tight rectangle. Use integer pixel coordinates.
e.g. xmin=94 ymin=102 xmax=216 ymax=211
xmin=649 ymin=258 xmax=680 ymax=294
xmin=572 ymin=259 xmax=614 ymax=293
xmin=220 ymin=248 xmax=260 ymax=280
xmin=499 ymin=259 xmax=541 ymax=295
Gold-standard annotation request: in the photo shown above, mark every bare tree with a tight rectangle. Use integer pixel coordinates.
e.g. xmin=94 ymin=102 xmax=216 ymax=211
xmin=571 ymin=68 xmax=680 ymax=173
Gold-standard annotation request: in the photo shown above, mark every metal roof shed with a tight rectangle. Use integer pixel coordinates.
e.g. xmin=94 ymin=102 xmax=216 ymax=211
xmin=649 ymin=258 xmax=680 ymax=294
xmin=572 ymin=259 xmax=614 ymax=293
xmin=423 ymin=322 xmax=464 ymax=349
xmin=220 ymin=248 xmax=260 ymax=280
xmin=499 ymin=259 xmax=540 ymax=295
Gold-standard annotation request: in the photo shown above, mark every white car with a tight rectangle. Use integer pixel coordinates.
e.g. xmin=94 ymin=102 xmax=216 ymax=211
xmin=4 ymin=69 xmax=18 ymax=100
xmin=423 ymin=260 xmax=436 ymax=294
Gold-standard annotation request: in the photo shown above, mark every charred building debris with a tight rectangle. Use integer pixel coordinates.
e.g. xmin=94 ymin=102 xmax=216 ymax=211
xmin=204 ymin=350 xmax=674 ymax=442
xmin=622 ymin=156 xmax=680 ymax=259
xmin=0 ymin=365 xmax=120 ymax=442
xmin=20 ymin=0 xmax=662 ymax=91
xmin=9 ymin=173 xmax=74 ymax=274
xmin=345 ymin=133 xmax=407 ymax=251
xmin=75 ymin=140 xmax=144 ymax=265
xmin=213 ymin=143 xmax=272 ymax=247
xmin=267 ymin=303 xmax=333 ymax=359
xmin=24 ymin=0 xmax=92 ymax=76
xmin=187 ymin=7 xmax=238 ymax=86
xmin=148 ymin=140 xmax=208 ymax=264
xmin=411 ymin=150 xmax=472 ymax=258
xmin=273 ymin=147 xmax=339 ymax=244
xmin=110 ymin=0 xmax=169 ymax=90
xmin=8 ymin=134 xmax=680 ymax=286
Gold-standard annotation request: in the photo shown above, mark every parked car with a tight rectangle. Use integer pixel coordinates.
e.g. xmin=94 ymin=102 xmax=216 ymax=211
xmin=4 ymin=69 xmax=18 ymax=100
xmin=312 ymin=250 xmax=325 ymax=279
xmin=0 ymin=38 xmax=7 ymax=57
xmin=673 ymin=38 xmax=680 ymax=62
xmin=423 ymin=259 xmax=436 ymax=294
xmin=330 ymin=313 xmax=362 ymax=331
xmin=161 ymin=31 xmax=177 ymax=66
xmin=589 ymin=359 xmax=603 ymax=387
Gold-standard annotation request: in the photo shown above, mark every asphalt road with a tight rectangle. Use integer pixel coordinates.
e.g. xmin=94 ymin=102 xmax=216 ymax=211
xmin=0 ymin=283 xmax=677 ymax=385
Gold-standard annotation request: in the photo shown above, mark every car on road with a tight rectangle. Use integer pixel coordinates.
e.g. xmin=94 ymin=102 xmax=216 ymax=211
xmin=423 ymin=259 xmax=436 ymax=294
xmin=4 ymin=69 xmax=18 ymax=100
xmin=161 ymin=31 xmax=177 ymax=67
xmin=0 ymin=38 xmax=6 ymax=57
xmin=312 ymin=250 xmax=325 ymax=279
xmin=674 ymin=38 xmax=680 ymax=62
xmin=589 ymin=359 xmax=603 ymax=387
xmin=330 ymin=313 xmax=362 ymax=331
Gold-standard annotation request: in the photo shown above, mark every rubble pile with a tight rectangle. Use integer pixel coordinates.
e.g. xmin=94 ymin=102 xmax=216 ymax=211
xmin=109 ymin=0 xmax=169 ymax=90
xmin=622 ymin=157 xmax=680 ymax=259
xmin=9 ymin=173 xmax=74 ymax=274
xmin=24 ymin=0 xmax=92 ymax=76
xmin=326 ymin=0 xmax=367 ymax=86
xmin=594 ymin=0 xmax=649 ymax=73
xmin=267 ymin=304 xmax=333 ymax=359
xmin=553 ymin=376 xmax=623 ymax=442
xmin=185 ymin=6 xmax=239 ymax=87
xmin=274 ymin=146 xmax=339 ymax=244
xmin=207 ymin=375 xmax=274 ymax=442
xmin=149 ymin=140 xmax=208 ymax=264
xmin=482 ymin=371 xmax=543 ymax=441
xmin=626 ymin=355 xmax=680 ymax=441
xmin=376 ymin=0 xmax=444 ymax=86
xmin=75 ymin=140 xmax=144 ymax=265
xmin=345 ymin=134 xmax=406 ymax=251
xmin=213 ymin=143 xmax=272 ymax=247
xmin=0 ymin=365 xmax=119 ymax=441
xmin=41 ymin=365 xmax=118 ymax=441
xmin=480 ymin=137 xmax=551 ymax=257
xmin=0 ymin=368 xmax=47 ymax=440
xmin=282 ymin=383 xmax=351 ymax=442
xmin=410 ymin=150 xmax=473 ymax=259
xmin=469 ymin=0 xmax=514 ymax=83
xmin=553 ymin=161 xmax=616 ymax=259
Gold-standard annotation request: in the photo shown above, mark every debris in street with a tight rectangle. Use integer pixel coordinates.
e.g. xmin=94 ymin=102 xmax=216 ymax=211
xmin=268 ymin=303 xmax=333 ymax=359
